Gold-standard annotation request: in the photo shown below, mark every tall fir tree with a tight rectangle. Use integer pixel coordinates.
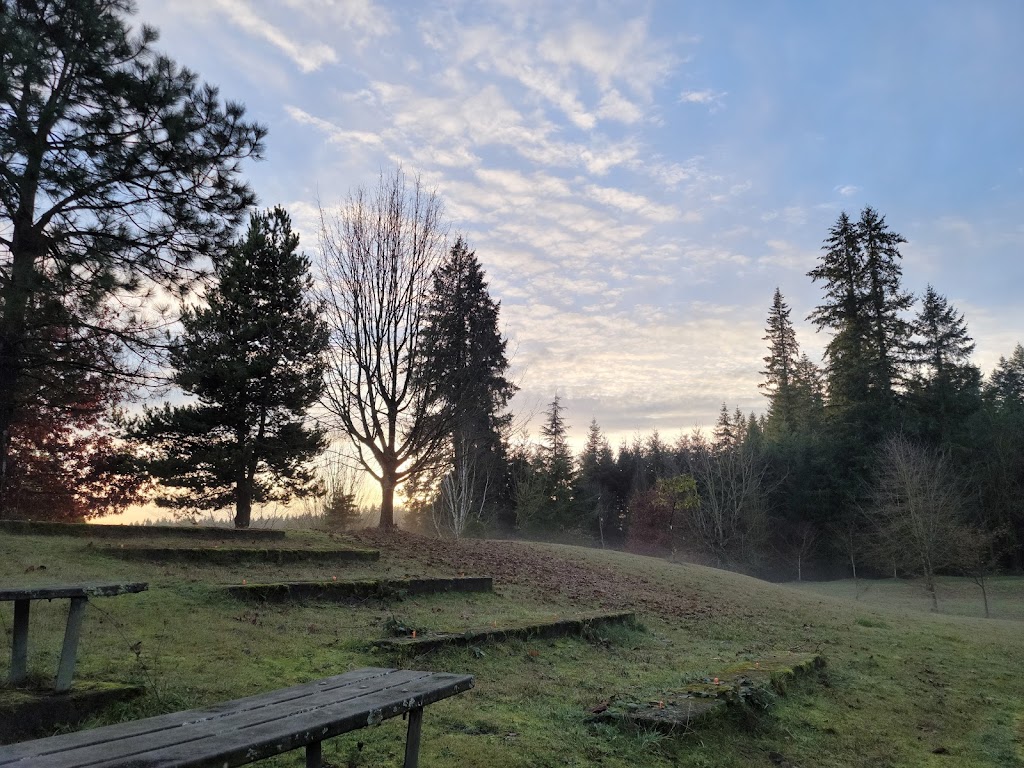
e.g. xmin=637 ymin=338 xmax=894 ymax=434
xmin=576 ymin=418 xmax=616 ymax=543
xmin=906 ymin=286 xmax=981 ymax=446
xmin=537 ymin=395 xmax=576 ymax=529
xmin=418 ymin=237 xmax=517 ymax=533
xmin=760 ymin=288 xmax=802 ymax=434
xmin=135 ymin=207 xmax=327 ymax=528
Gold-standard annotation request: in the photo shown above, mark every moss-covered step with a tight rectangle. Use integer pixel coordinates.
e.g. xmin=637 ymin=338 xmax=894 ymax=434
xmin=0 ymin=519 xmax=285 ymax=540
xmin=99 ymin=545 xmax=379 ymax=564
xmin=0 ymin=682 xmax=144 ymax=744
xmin=593 ymin=653 xmax=826 ymax=733
xmin=372 ymin=611 xmax=635 ymax=653
xmin=226 ymin=576 xmax=492 ymax=602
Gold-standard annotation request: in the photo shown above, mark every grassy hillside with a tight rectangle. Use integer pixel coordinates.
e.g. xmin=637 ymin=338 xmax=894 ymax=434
xmin=1 ymin=527 xmax=1021 ymax=767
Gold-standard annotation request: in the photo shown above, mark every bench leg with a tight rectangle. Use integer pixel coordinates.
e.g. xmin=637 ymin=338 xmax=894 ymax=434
xmin=403 ymin=707 xmax=424 ymax=768
xmin=10 ymin=599 xmax=30 ymax=684
xmin=55 ymin=597 xmax=88 ymax=692
xmin=305 ymin=740 xmax=322 ymax=768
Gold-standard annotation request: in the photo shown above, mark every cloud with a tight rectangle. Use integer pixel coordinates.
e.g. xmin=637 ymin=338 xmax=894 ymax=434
xmin=211 ymin=0 xmax=337 ymax=72
xmin=834 ymin=184 xmax=860 ymax=197
xmin=679 ymin=89 xmax=727 ymax=109
xmin=285 ymin=105 xmax=383 ymax=148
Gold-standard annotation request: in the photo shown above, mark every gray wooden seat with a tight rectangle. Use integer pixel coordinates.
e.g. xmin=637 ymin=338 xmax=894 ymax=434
xmin=0 ymin=667 xmax=474 ymax=768
xmin=0 ymin=583 xmax=148 ymax=691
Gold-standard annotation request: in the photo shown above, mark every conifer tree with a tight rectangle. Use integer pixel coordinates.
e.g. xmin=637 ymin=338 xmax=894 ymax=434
xmin=537 ymin=395 xmax=576 ymax=529
xmin=760 ymin=288 xmax=802 ymax=433
xmin=577 ymin=418 xmax=616 ymax=542
xmin=0 ymin=0 xmax=264 ymax=512
xmin=907 ymin=286 xmax=981 ymax=445
xmin=135 ymin=207 xmax=327 ymax=528
xmin=418 ymin=237 xmax=516 ymax=534
xmin=985 ymin=344 xmax=1024 ymax=411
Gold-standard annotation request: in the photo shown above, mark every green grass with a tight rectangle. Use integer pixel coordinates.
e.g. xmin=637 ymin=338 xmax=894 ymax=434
xmin=788 ymin=575 xmax=1024 ymax=621
xmin=1 ymin=531 xmax=1022 ymax=767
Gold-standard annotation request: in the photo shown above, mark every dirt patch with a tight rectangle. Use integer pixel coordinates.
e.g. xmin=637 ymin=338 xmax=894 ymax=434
xmin=347 ymin=529 xmax=710 ymax=620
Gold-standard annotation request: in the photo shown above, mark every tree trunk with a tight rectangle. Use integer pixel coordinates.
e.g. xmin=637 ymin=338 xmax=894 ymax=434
xmin=0 ymin=218 xmax=43 ymax=517
xmin=379 ymin=466 xmax=398 ymax=529
xmin=979 ymin=577 xmax=990 ymax=619
xmin=235 ymin=474 xmax=252 ymax=529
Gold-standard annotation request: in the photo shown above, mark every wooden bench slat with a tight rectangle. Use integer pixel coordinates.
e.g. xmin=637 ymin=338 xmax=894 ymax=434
xmin=0 ymin=584 xmax=148 ymax=601
xmin=0 ymin=669 xmax=474 ymax=768
xmin=0 ymin=669 xmax=393 ymax=763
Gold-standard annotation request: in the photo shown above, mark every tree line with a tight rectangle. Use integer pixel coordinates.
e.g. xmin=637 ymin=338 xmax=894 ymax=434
xmin=2 ymin=2 xmax=1021 ymax=592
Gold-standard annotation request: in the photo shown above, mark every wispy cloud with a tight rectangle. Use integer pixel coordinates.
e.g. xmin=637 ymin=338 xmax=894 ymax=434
xmin=679 ymin=88 xmax=726 ymax=110
xmin=834 ymin=184 xmax=860 ymax=197
xmin=211 ymin=0 xmax=337 ymax=72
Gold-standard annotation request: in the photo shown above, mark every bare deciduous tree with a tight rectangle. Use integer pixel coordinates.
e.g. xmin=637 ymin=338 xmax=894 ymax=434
xmin=318 ymin=169 xmax=450 ymax=528
xmin=866 ymin=435 xmax=970 ymax=610
xmin=685 ymin=432 xmax=769 ymax=567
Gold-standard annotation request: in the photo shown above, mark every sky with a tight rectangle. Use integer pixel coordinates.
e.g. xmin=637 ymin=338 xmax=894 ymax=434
xmin=131 ymin=0 xmax=1024 ymax=453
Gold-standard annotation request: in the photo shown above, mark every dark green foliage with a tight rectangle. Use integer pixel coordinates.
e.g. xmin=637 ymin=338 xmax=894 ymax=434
xmin=0 ymin=0 xmax=265 ymax=512
xmin=417 ymin=237 xmax=516 ymax=535
xmin=576 ymin=419 xmax=617 ymax=544
xmin=905 ymin=286 xmax=981 ymax=447
xmin=539 ymin=395 xmax=577 ymax=528
xmin=134 ymin=207 xmax=327 ymax=528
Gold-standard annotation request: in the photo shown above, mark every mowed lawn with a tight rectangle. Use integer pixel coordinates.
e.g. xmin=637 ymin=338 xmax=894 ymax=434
xmin=1 ymin=528 xmax=1022 ymax=767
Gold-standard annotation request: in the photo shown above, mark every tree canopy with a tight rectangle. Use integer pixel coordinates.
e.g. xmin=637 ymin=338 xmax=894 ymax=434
xmin=0 ymin=0 xmax=265 ymax=514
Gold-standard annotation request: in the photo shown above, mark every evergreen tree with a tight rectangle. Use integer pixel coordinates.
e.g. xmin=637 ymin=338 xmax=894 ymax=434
xmin=906 ymin=286 xmax=981 ymax=446
xmin=808 ymin=207 xmax=911 ymax=430
xmin=537 ymin=395 xmax=576 ymax=529
xmin=576 ymin=418 xmax=616 ymax=543
xmin=760 ymin=288 xmax=802 ymax=433
xmin=0 ymin=0 xmax=264 ymax=512
xmin=418 ymin=237 xmax=517 ymax=535
xmin=135 ymin=208 xmax=327 ymax=528
xmin=985 ymin=344 xmax=1024 ymax=411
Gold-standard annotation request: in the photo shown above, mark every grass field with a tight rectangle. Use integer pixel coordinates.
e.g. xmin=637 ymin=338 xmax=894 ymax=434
xmin=1 ymin=528 xmax=1022 ymax=767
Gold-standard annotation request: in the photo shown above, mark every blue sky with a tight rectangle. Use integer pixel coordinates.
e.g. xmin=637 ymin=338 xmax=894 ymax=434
xmin=135 ymin=0 xmax=1023 ymax=450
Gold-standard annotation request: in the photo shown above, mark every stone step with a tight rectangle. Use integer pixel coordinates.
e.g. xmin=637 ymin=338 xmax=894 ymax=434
xmin=0 ymin=520 xmax=285 ymax=540
xmin=592 ymin=653 xmax=827 ymax=733
xmin=225 ymin=576 xmax=492 ymax=601
xmin=100 ymin=545 xmax=379 ymax=565
xmin=373 ymin=611 xmax=636 ymax=653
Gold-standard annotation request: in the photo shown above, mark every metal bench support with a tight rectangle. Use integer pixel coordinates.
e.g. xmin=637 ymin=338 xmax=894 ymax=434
xmin=403 ymin=706 xmax=424 ymax=768
xmin=305 ymin=740 xmax=322 ymax=768
xmin=55 ymin=597 xmax=88 ymax=692
xmin=10 ymin=599 xmax=30 ymax=684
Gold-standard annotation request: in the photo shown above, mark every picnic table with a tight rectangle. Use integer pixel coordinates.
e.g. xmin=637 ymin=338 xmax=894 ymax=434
xmin=1 ymin=582 xmax=147 ymax=692
xmin=0 ymin=667 xmax=475 ymax=768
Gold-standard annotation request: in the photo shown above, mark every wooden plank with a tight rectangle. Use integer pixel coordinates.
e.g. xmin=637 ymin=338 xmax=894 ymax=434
xmin=0 ymin=583 xmax=148 ymax=601
xmin=0 ymin=669 xmax=474 ymax=768
xmin=0 ymin=669 xmax=393 ymax=762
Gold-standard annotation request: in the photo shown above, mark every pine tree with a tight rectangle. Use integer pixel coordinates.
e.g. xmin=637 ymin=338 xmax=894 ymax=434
xmin=907 ymin=286 xmax=981 ymax=445
xmin=418 ymin=237 xmax=516 ymax=535
xmin=135 ymin=207 xmax=327 ymax=528
xmin=0 ymin=0 xmax=264 ymax=512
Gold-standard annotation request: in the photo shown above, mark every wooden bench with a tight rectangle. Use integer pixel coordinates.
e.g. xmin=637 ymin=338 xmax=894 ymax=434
xmin=0 ymin=582 xmax=148 ymax=692
xmin=0 ymin=667 xmax=474 ymax=768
